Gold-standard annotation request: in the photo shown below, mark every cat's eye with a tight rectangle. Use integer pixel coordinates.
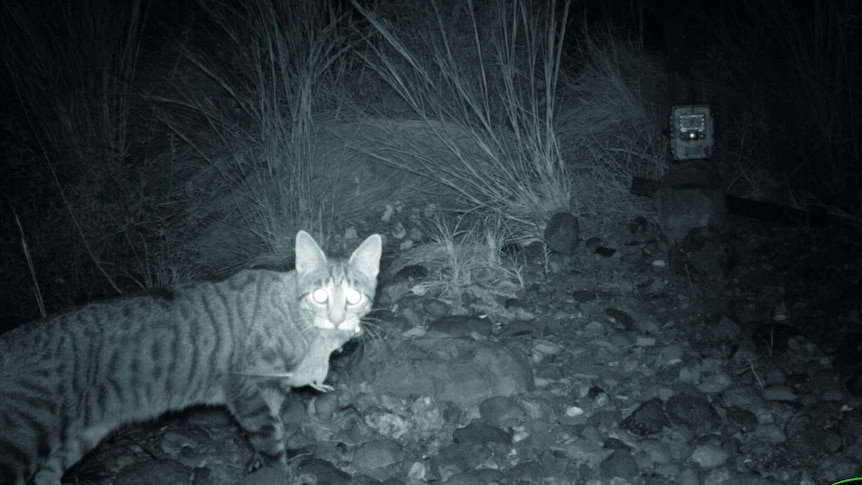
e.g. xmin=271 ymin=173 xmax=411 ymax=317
xmin=311 ymin=288 xmax=328 ymax=304
xmin=346 ymin=289 xmax=363 ymax=305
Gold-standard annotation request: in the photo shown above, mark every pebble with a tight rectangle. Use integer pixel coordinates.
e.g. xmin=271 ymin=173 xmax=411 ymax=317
xmin=639 ymin=438 xmax=672 ymax=465
xmin=690 ymin=444 xmax=730 ymax=468
xmin=352 ymin=438 xmax=404 ymax=470
xmin=428 ymin=315 xmax=492 ymax=338
xmin=761 ymin=385 xmax=798 ymax=402
xmin=564 ymin=406 xmax=584 ymax=417
xmin=752 ymin=423 xmax=786 ymax=443
xmin=659 ymin=344 xmax=685 ymax=366
xmin=665 ymin=393 xmax=721 ymax=435
xmin=711 ymin=316 xmax=741 ymax=339
xmin=697 ymin=371 xmax=732 ymax=394
xmin=423 ymin=298 xmax=451 ymax=318
xmin=517 ymin=395 xmax=556 ymax=421
xmin=453 ymin=421 xmax=512 ymax=446
xmin=479 ymin=396 xmax=525 ymax=428
xmin=636 ymin=336 xmax=656 ymax=347
xmin=113 ymin=459 xmax=193 ymax=485
xmin=701 ymin=465 xmax=733 ymax=484
xmin=599 ymin=450 xmax=639 ymax=481
xmin=533 ymin=339 xmax=563 ymax=355
xmin=620 ymin=399 xmax=670 ymax=436
xmin=443 ymin=468 xmax=506 ymax=485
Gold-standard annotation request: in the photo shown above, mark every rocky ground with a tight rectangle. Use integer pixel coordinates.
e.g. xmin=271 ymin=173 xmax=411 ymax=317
xmin=66 ymin=214 xmax=862 ymax=485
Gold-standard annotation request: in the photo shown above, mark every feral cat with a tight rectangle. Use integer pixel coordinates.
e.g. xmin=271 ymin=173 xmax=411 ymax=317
xmin=0 ymin=230 xmax=381 ymax=485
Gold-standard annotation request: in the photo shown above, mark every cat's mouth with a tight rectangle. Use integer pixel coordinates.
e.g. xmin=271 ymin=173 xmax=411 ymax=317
xmin=315 ymin=318 xmax=362 ymax=334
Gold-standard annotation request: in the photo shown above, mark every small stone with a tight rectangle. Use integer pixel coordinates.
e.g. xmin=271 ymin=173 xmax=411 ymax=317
xmin=636 ymin=337 xmax=656 ymax=347
xmin=659 ymin=345 xmax=685 ymax=366
xmin=352 ymin=439 xmax=404 ymax=470
xmin=500 ymin=319 xmax=535 ymax=337
xmin=423 ymin=298 xmax=450 ymax=318
xmin=517 ymin=395 xmax=556 ymax=422
xmin=620 ymin=399 xmax=670 ymax=436
xmin=453 ymin=421 xmax=512 ymax=446
xmin=585 ymin=237 xmax=603 ymax=251
xmin=604 ymin=307 xmax=635 ymax=330
xmin=599 ymin=451 xmax=639 ymax=481
xmin=572 ymin=290 xmax=598 ymax=302
xmin=701 ymin=466 xmax=734 ymax=484
xmin=761 ymin=385 xmax=798 ymax=402
xmin=427 ymin=315 xmax=491 ymax=338
xmin=479 ymin=396 xmax=525 ymax=428
xmin=114 ymin=459 xmax=192 ymax=485
xmin=595 ymin=246 xmax=616 ymax=257
xmin=544 ymin=212 xmax=580 ymax=255
xmin=696 ymin=372 xmax=732 ymax=394
xmin=665 ymin=392 xmax=721 ymax=435
xmin=822 ymin=389 xmax=845 ymax=401
xmin=640 ymin=439 xmax=672 ymax=465
xmin=712 ymin=316 xmax=741 ymax=339
xmin=752 ymin=423 xmax=786 ymax=443
xmin=533 ymin=339 xmax=563 ymax=355
xmin=724 ymin=406 xmax=757 ymax=433
xmin=565 ymin=406 xmax=584 ymax=417
xmin=690 ymin=444 xmax=730 ymax=468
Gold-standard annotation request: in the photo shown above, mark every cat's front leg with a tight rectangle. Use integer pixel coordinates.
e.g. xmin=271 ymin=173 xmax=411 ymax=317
xmin=226 ymin=382 xmax=288 ymax=469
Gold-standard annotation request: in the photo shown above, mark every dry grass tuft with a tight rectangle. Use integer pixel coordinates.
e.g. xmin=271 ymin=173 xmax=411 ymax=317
xmin=354 ymin=0 xmax=572 ymax=245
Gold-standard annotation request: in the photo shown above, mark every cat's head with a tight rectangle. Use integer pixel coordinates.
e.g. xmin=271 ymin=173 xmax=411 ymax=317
xmin=294 ymin=231 xmax=381 ymax=333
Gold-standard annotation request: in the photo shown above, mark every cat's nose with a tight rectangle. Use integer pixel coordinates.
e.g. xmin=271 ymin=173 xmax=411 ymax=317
xmin=328 ymin=305 xmax=345 ymax=325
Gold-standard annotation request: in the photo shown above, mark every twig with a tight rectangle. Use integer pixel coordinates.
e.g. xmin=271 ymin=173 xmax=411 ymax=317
xmin=12 ymin=204 xmax=46 ymax=318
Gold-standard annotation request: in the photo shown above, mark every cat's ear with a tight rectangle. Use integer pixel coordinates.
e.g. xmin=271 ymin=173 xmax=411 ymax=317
xmin=349 ymin=234 xmax=382 ymax=280
xmin=295 ymin=230 xmax=327 ymax=275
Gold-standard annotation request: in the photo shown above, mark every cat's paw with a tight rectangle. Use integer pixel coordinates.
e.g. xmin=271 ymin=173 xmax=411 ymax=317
xmin=309 ymin=382 xmax=334 ymax=392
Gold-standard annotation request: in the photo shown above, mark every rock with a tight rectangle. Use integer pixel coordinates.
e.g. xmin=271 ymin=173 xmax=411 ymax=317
xmin=761 ymin=385 xmax=798 ymax=402
xmin=517 ymin=395 xmax=557 ymax=422
xmin=113 ymin=459 xmax=192 ymax=485
xmin=392 ymin=264 xmax=428 ymax=281
xmin=724 ymin=406 xmax=758 ymax=433
xmin=815 ymin=454 xmax=862 ymax=484
xmin=427 ymin=315 xmax=492 ymax=338
xmin=604 ymin=307 xmax=635 ymax=330
xmin=430 ymin=443 xmax=488 ymax=481
xmin=423 ymin=298 xmax=451 ymax=318
xmin=571 ymin=290 xmax=598 ymax=302
xmin=345 ymin=338 xmax=534 ymax=407
xmin=751 ymin=423 xmax=786 ymax=443
xmin=352 ymin=439 xmax=405 ymax=470
xmin=478 ymin=396 xmax=525 ymax=428
xmin=690 ymin=444 xmax=730 ymax=468
xmin=665 ymin=392 xmax=721 ymax=435
xmin=443 ymin=468 xmax=506 ymax=485
xmin=620 ymin=399 xmax=670 ymax=436
xmin=295 ymin=458 xmax=351 ymax=484
xmin=712 ymin=316 xmax=741 ymax=340
xmin=544 ymin=212 xmax=579 ymax=255
xmin=599 ymin=450 xmax=639 ymax=481
xmin=499 ymin=319 xmax=536 ymax=337
xmin=452 ymin=421 xmax=512 ymax=445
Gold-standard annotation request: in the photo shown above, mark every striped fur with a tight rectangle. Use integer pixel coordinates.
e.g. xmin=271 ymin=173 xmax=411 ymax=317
xmin=0 ymin=231 xmax=381 ymax=485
